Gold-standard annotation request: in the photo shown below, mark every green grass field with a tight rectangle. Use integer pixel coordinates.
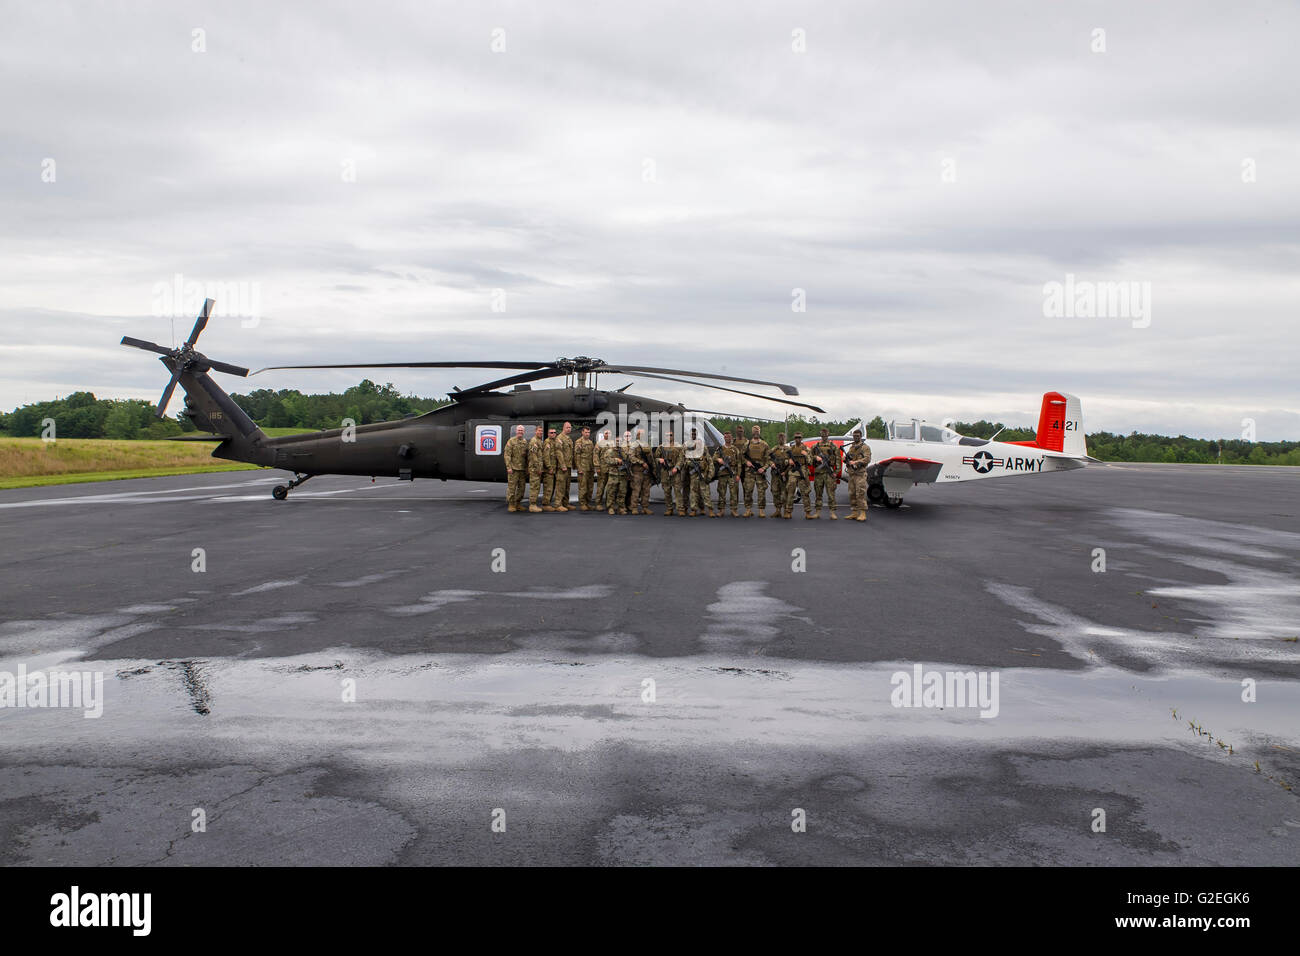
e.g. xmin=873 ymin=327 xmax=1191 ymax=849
xmin=0 ymin=437 xmax=263 ymax=489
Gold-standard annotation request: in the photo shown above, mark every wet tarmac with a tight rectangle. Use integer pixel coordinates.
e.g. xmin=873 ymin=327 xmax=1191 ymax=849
xmin=1 ymin=463 xmax=1297 ymax=864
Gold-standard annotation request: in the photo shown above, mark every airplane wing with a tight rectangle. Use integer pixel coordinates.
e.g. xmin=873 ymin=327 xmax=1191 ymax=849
xmin=867 ymin=456 xmax=943 ymax=485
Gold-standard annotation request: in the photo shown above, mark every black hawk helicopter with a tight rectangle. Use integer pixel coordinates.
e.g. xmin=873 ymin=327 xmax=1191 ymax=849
xmin=122 ymin=299 xmax=825 ymax=499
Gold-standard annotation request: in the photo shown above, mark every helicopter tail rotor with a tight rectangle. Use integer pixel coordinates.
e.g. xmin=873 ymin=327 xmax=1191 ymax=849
xmin=120 ymin=298 xmax=250 ymax=418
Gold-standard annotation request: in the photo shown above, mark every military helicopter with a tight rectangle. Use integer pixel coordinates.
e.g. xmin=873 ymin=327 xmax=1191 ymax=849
xmin=121 ymin=299 xmax=825 ymax=499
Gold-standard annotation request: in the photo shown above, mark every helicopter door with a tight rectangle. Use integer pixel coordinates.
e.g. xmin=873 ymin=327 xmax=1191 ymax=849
xmin=464 ymin=419 xmax=538 ymax=481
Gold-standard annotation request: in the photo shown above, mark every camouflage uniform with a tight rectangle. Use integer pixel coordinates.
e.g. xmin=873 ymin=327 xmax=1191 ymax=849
xmin=527 ymin=432 xmax=546 ymax=511
xmin=551 ymin=430 xmax=574 ymax=510
xmin=503 ymin=433 xmax=529 ymax=512
xmin=768 ymin=437 xmax=791 ymax=517
xmin=594 ymin=436 xmax=611 ymax=508
xmin=844 ymin=436 xmax=872 ymax=520
xmin=630 ymin=436 xmax=653 ymax=514
xmin=602 ymin=441 xmax=629 ymax=514
xmin=574 ymin=434 xmax=596 ymax=510
xmin=785 ymin=440 xmax=812 ymax=518
xmin=811 ymin=436 xmax=842 ymax=519
xmin=714 ymin=438 xmax=742 ymax=516
xmin=741 ymin=431 xmax=771 ymax=517
xmin=683 ymin=435 xmax=714 ymax=515
xmin=656 ymin=441 xmax=685 ymax=515
xmin=541 ymin=435 xmax=561 ymax=511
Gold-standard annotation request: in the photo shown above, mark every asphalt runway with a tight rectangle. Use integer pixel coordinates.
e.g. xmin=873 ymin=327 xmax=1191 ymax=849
xmin=1 ymin=463 xmax=1298 ymax=865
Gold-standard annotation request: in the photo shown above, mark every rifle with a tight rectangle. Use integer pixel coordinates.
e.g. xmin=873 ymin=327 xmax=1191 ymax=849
xmin=655 ymin=451 xmax=680 ymax=485
xmin=636 ymin=446 xmax=655 ymax=484
xmin=813 ymin=444 xmax=839 ymax=479
xmin=788 ymin=451 xmax=810 ymax=480
xmin=713 ymin=456 xmax=734 ymax=483
xmin=770 ymin=455 xmax=790 ymax=483
xmin=686 ymin=457 xmax=703 ymax=482
xmin=610 ymin=452 xmax=632 ymax=480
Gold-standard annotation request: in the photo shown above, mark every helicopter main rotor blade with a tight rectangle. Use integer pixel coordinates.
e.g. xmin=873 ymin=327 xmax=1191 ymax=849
xmin=155 ymin=371 xmax=181 ymax=418
xmin=185 ymin=298 xmax=215 ymax=348
xmin=121 ymin=336 xmax=172 ymax=356
xmin=251 ymin=361 xmax=551 ymax=376
xmin=684 ymin=408 xmax=787 ymax=424
xmin=206 ymin=359 xmax=250 ymax=377
xmin=457 ymin=367 xmax=569 ymax=394
xmin=601 ymin=368 xmax=826 ymax=414
xmin=612 ymin=365 xmax=802 ymax=396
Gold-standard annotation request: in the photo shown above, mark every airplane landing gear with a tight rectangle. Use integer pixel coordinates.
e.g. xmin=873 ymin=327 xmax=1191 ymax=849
xmin=868 ymin=482 xmax=902 ymax=509
xmin=272 ymin=473 xmax=314 ymax=500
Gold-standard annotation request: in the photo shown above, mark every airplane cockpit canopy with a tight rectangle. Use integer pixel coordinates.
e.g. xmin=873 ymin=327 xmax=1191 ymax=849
xmin=888 ymin=419 xmax=990 ymax=447
xmin=888 ymin=420 xmax=987 ymax=446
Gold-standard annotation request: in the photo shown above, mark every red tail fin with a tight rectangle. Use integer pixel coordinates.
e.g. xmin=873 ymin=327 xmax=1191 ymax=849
xmin=1035 ymin=391 xmax=1069 ymax=451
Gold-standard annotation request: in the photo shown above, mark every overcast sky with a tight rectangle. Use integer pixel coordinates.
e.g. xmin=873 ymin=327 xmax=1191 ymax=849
xmin=2 ymin=1 xmax=1296 ymax=438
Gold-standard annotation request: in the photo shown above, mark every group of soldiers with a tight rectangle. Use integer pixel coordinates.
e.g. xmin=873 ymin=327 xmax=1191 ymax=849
xmin=503 ymin=422 xmax=874 ymax=521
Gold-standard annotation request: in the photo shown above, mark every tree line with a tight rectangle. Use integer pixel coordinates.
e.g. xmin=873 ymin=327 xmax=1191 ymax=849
xmin=3 ymin=386 xmax=1298 ymax=465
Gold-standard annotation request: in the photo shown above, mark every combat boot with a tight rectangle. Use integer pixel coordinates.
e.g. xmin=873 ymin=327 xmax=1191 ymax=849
xmin=507 ymin=503 xmax=517 ymax=513
xmin=529 ymin=504 xmax=543 ymax=513
xmin=556 ymin=505 xmax=568 ymax=512
xmin=731 ymin=510 xmax=740 ymax=517
xmin=743 ymin=509 xmax=753 ymax=518
xmin=855 ymin=509 xmax=867 ymax=522
xmin=808 ymin=512 xmax=819 ymax=519
xmin=757 ymin=510 xmax=767 ymax=518
xmin=578 ymin=503 xmax=588 ymax=512
xmin=830 ymin=511 xmax=838 ymax=520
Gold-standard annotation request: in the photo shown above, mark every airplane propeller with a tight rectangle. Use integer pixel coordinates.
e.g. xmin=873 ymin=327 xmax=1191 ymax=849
xmin=120 ymin=298 xmax=250 ymax=416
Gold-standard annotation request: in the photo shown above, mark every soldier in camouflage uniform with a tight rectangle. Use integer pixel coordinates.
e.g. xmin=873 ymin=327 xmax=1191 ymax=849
xmin=527 ymin=424 xmax=546 ymax=513
xmin=683 ymin=427 xmax=714 ymax=516
xmin=541 ymin=428 xmax=563 ymax=512
xmin=843 ymin=428 xmax=872 ymax=521
xmin=595 ymin=429 xmax=612 ymax=509
xmin=767 ymin=432 xmax=791 ymax=518
xmin=740 ymin=425 xmax=771 ymax=518
xmin=811 ymin=427 xmax=842 ymax=520
xmin=573 ymin=426 xmax=596 ymax=511
xmin=656 ymin=430 xmax=685 ymax=516
xmin=713 ymin=433 xmax=742 ymax=517
xmin=550 ymin=421 xmax=575 ymax=511
xmin=784 ymin=431 xmax=813 ymax=519
xmin=602 ymin=433 xmax=630 ymax=515
xmin=503 ymin=424 xmax=529 ymax=512
xmin=630 ymin=428 xmax=653 ymax=515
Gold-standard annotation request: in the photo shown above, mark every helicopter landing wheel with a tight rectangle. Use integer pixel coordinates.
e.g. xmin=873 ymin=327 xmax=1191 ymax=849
xmin=272 ymin=473 xmax=314 ymax=500
xmin=884 ymin=496 xmax=903 ymax=509
xmin=867 ymin=483 xmax=886 ymax=505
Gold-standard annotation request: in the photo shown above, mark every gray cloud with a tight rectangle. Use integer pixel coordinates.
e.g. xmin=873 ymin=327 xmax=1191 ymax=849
xmin=1 ymin=0 xmax=1296 ymax=439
